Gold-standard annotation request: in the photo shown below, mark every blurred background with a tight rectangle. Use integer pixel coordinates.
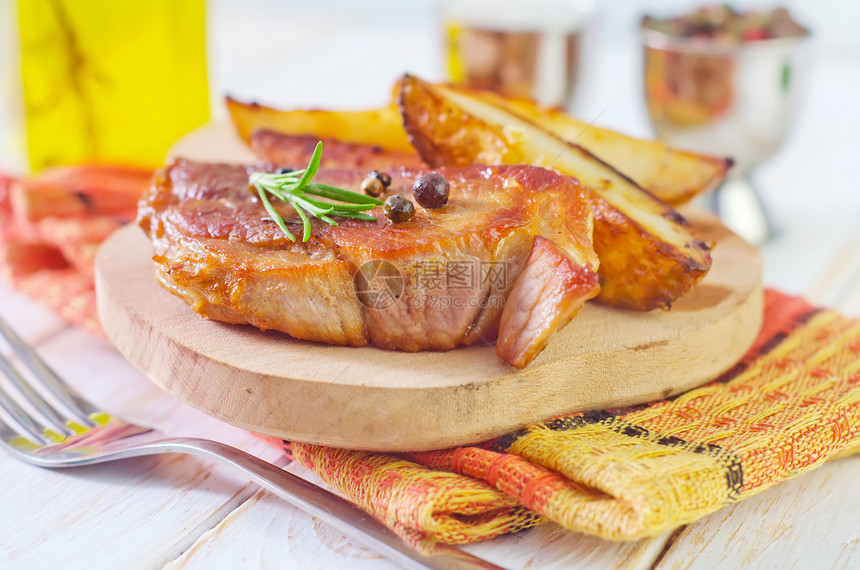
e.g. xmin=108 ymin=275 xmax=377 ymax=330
xmin=1 ymin=0 xmax=858 ymax=292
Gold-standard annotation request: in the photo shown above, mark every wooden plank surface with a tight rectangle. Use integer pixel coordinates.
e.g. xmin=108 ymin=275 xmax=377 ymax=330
xmin=655 ymin=457 xmax=860 ymax=570
xmin=0 ymin=311 xmax=282 ymax=570
xmin=165 ymin=487 xmax=401 ymax=570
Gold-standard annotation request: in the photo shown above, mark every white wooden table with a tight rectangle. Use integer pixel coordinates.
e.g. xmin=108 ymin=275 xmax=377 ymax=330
xmin=2 ymin=3 xmax=859 ymax=568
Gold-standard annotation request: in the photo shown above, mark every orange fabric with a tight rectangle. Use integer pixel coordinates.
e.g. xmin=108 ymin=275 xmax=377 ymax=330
xmin=0 ymin=166 xmax=149 ymax=336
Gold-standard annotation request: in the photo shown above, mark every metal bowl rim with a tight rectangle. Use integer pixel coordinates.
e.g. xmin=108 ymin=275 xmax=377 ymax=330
xmin=640 ymin=27 xmax=811 ymax=55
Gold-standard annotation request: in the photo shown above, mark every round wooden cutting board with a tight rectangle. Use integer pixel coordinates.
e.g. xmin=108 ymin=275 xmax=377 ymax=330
xmin=95 ymin=125 xmax=763 ymax=452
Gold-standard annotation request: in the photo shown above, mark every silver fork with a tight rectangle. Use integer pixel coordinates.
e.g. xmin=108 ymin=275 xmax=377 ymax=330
xmin=0 ymin=315 xmax=502 ymax=570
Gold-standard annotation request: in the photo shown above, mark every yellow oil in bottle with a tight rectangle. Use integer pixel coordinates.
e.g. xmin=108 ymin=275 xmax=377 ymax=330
xmin=17 ymin=0 xmax=210 ymax=171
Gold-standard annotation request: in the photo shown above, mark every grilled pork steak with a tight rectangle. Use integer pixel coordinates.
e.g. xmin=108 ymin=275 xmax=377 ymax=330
xmin=138 ymin=160 xmax=600 ymax=368
xmin=251 ymin=130 xmax=426 ymax=171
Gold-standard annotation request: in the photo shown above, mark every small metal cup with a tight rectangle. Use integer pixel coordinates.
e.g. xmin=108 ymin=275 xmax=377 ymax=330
xmin=642 ymin=27 xmax=811 ymax=244
xmin=442 ymin=0 xmax=592 ymax=109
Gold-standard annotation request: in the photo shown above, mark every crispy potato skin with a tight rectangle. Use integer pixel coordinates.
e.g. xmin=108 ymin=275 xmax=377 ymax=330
xmin=400 ymin=85 xmax=516 ymax=167
xmin=590 ymin=195 xmax=710 ymax=310
xmin=225 ymin=96 xmax=414 ymax=152
xmin=481 ymin=93 xmax=733 ymax=206
xmin=564 ymin=144 xmax=713 ymax=310
xmin=226 ymin=86 xmax=731 ymax=205
xmin=398 ymin=74 xmax=712 ymax=311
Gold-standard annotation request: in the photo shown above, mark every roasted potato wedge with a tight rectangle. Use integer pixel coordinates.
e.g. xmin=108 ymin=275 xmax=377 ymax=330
xmin=225 ymin=96 xmax=414 ymax=153
xmin=226 ymin=87 xmax=729 ymax=205
xmin=469 ymin=90 xmax=732 ymax=205
xmin=398 ymin=74 xmax=712 ymax=311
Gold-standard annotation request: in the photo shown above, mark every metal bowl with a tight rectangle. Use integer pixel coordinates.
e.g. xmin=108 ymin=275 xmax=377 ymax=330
xmin=441 ymin=0 xmax=593 ymax=109
xmin=641 ymin=28 xmax=811 ymax=243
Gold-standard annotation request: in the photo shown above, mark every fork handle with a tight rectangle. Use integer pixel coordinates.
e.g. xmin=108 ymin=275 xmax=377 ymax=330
xmin=143 ymin=438 xmax=504 ymax=570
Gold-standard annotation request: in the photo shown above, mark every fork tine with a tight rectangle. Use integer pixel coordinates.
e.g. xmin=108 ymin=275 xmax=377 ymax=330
xmin=0 ymin=380 xmax=50 ymax=444
xmin=0 ymin=315 xmax=98 ymax=426
xmin=0 ymin=353 xmax=72 ymax=434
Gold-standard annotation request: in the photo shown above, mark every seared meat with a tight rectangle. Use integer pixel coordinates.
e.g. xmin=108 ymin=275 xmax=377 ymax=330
xmin=251 ymin=131 xmax=426 ymax=171
xmin=138 ymin=160 xmax=599 ymax=368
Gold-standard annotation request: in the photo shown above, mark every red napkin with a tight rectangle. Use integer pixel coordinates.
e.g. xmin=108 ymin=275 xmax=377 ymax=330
xmin=0 ymin=166 xmax=151 ymax=335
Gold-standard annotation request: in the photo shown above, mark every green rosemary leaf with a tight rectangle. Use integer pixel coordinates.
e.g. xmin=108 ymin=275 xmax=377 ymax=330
xmin=271 ymin=170 xmax=304 ymax=183
xmin=303 ymin=182 xmax=384 ymax=205
xmin=250 ymin=141 xmax=379 ymax=242
xmin=295 ymin=203 xmax=311 ymax=242
xmin=291 ymin=195 xmax=334 ymax=216
xmin=255 ymin=183 xmax=296 ymax=241
xmin=294 ymin=142 xmax=323 ymax=191
xmin=333 ymin=212 xmax=378 ymax=221
xmin=300 ymin=196 xmax=378 ymax=212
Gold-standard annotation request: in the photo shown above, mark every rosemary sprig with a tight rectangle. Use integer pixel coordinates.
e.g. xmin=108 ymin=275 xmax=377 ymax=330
xmin=249 ymin=142 xmax=383 ymax=242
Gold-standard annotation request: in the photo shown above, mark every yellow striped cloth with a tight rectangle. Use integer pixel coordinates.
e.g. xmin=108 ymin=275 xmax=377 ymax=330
xmin=287 ymin=291 xmax=860 ymax=550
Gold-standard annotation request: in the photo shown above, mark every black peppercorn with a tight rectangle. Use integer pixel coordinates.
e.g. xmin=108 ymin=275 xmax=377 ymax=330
xmin=383 ymin=195 xmax=415 ymax=223
xmin=369 ymin=170 xmax=392 ymax=188
xmin=361 ymin=176 xmax=384 ymax=197
xmin=412 ymin=172 xmax=450 ymax=209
